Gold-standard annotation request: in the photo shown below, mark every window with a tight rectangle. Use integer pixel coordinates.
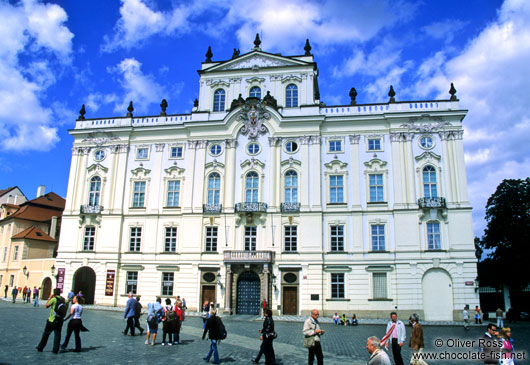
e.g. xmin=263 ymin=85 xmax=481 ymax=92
xmin=165 ymin=227 xmax=177 ymax=252
xmin=88 ymin=176 xmax=101 ymax=206
xmin=136 ymin=147 xmax=149 ymax=160
xmin=329 ymin=140 xmax=343 ymax=153
xmin=285 ymin=140 xmax=298 ymax=153
xmin=284 ymin=170 xmax=298 ymax=203
xmin=162 ymin=272 xmax=174 ymax=296
xmin=170 ymin=146 xmax=183 ymax=159
xmin=285 ymin=84 xmax=298 ymax=107
xmin=427 ymin=222 xmax=441 ymax=250
xmin=132 ymin=181 xmax=146 ymax=207
xmin=126 ymin=271 xmax=138 ymax=294
xmin=247 ymin=142 xmax=260 ymax=155
xmin=213 ymin=89 xmax=225 ymax=112
xmin=245 ymin=171 xmax=259 ymax=203
xmin=207 ymin=173 xmax=221 ymax=205
xmin=9 ymin=275 xmax=14 ymax=287
xmin=205 ymin=227 xmax=218 ymax=252
xmin=419 ymin=136 xmax=434 ymax=149
xmin=369 ymin=174 xmax=384 ymax=202
xmin=284 ymin=226 xmax=297 ymax=252
xmin=3 ymin=247 xmax=7 ymax=262
xmin=367 ymin=138 xmax=381 ymax=151
xmin=245 ymin=226 xmax=257 ymax=251
xmin=166 ymin=180 xmax=180 ymax=207
xmin=249 ymin=86 xmax=261 ymax=99
xmin=331 ymin=273 xmax=345 ymax=299
xmin=209 ymin=143 xmax=222 ymax=156
xmin=329 ymin=175 xmax=344 ymax=203
xmin=83 ymin=226 xmax=95 ymax=251
xmin=373 ymin=273 xmax=387 ymax=299
xmin=94 ymin=149 xmax=106 ymax=161
xmin=330 ymin=225 xmax=344 ymax=251
xmin=129 ymin=227 xmax=142 ymax=252
xmin=371 ymin=225 xmax=385 ymax=251
xmin=13 ymin=246 xmax=19 ymax=261
xmin=423 ymin=166 xmax=437 ymax=198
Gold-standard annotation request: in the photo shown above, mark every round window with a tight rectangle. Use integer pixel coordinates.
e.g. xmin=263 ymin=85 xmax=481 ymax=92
xmin=247 ymin=142 xmax=260 ymax=155
xmin=203 ymin=272 xmax=216 ymax=283
xmin=283 ymin=273 xmax=297 ymax=283
xmin=94 ymin=149 xmax=106 ymax=161
xmin=285 ymin=141 xmax=298 ymax=153
xmin=209 ymin=144 xmax=222 ymax=156
xmin=419 ymin=136 xmax=434 ymax=149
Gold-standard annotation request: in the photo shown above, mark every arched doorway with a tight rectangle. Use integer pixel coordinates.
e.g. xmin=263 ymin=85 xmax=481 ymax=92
xmin=41 ymin=277 xmax=52 ymax=299
xmin=73 ymin=266 xmax=96 ymax=304
xmin=422 ymin=269 xmax=453 ymax=321
xmin=236 ymin=271 xmax=260 ymax=314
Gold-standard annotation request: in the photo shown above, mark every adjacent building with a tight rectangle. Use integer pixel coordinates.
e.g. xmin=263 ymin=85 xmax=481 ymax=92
xmin=56 ymin=38 xmax=479 ymax=319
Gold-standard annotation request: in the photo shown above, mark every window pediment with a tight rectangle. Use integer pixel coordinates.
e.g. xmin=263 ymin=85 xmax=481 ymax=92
xmin=324 ymin=160 xmax=348 ymax=173
xmin=209 ymin=80 xmax=230 ymax=88
xmin=205 ymin=160 xmax=225 ymax=170
xmin=364 ymin=158 xmax=387 ymax=171
xmin=281 ymin=75 xmax=302 ymax=83
xmin=164 ymin=165 xmax=185 ymax=178
xmin=87 ymin=163 xmax=108 ymax=174
xmin=212 ymin=54 xmax=302 ymax=72
xmin=280 ymin=157 xmax=301 ymax=169
xmin=131 ymin=167 xmax=151 ymax=178
xmin=240 ymin=158 xmax=265 ymax=169
xmin=415 ymin=151 xmax=441 ymax=163
xmin=246 ymin=77 xmax=265 ymax=84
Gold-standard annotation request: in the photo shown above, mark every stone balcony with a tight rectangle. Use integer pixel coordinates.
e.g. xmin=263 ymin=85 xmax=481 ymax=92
xmin=234 ymin=202 xmax=268 ymax=213
xmin=80 ymin=205 xmax=103 ymax=214
xmin=203 ymin=204 xmax=222 ymax=214
xmin=418 ymin=197 xmax=446 ymax=209
xmin=280 ymin=202 xmax=301 ymax=213
xmin=223 ymin=250 xmax=274 ymax=263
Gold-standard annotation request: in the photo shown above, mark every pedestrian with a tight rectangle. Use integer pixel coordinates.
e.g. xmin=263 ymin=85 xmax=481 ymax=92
xmin=23 ymin=285 xmax=28 ymax=302
xmin=161 ymin=298 xmax=174 ymax=346
xmin=500 ymin=327 xmax=514 ymax=365
xmin=366 ymin=336 xmax=391 ymax=365
xmin=11 ymin=286 xmax=18 ymax=303
xmin=134 ymin=296 xmax=144 ymax=335
xmin=173 ymin=300 xmax=185 ymax=344
xmin=202 ymin=308 xmax=222 ymax=364
xmin=33 ymin=286 xmax=40 ymax=307
xmin=122 ymin=292 xmax=137 ymax=336
xmin=332 ymin=312 xmax=340 ymax=325
xmin=303 ymin=309 xmax=325 ymax=365
xmin=26 ymin=287 xmax=31 ymax=303
xmin=145 ymin=297 xmax=163 ymax=345
xmin=67 ymin=289 xmax=74 ymax=305
xmin=202 ymin=300 xmax=210 ymax=329
xmin=253 ymin=308 xmax=276 ymax=364
xmin=384 ymin=312 xmax=406 ymax=365
xmin=463 ymin=305 xmax=470 ymax=330
xmin=36 ymin=288 xmax=66 ymax=353
xmin=480 ymin=323 xmax=499 ymax=364
xmin=475 ymin=305 xmax=483 ymax=324
xmin=409 ymin=313 xmax=427 ymax=365
xmin=4 ymin=284 xmax=7 ymax=298
xmin=496 ymin=308 xmax=504 ymax=328
xmin=182 ymin=297 xmax=187 ymax=312
xmin=60 ymin=294 xmax=87 ymax=352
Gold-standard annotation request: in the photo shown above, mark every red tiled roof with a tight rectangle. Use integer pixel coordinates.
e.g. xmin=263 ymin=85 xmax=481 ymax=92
xmin=28 ymin=192 xmax=65 ymax=210
xmin=11 ymin=226 xmax=57 ymax=242
xmin=0 ymin=187 xmax=17 ymax=197
xmin=7 ymin=205 xmax=62 ymax=222
xmin=2 ymin=203 xmax=19 ymax=209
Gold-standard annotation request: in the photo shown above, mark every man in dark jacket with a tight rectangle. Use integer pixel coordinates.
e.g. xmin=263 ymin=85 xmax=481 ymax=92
xmin=480 ymin=323 xmax=499 ymax=364
xmin=122 ymin=292 xmax=137 ymax=336
xmin=202 ymin=309 xmax=222 ymax=364
xmin=134 ymin=296 xmax=144 ymax=335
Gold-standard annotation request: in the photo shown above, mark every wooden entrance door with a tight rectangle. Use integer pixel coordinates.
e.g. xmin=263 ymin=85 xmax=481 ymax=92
xmin=282 ymin=286 xmax=298 ymax=315
xmin=202 ymin=285 xmax=216 ymax=307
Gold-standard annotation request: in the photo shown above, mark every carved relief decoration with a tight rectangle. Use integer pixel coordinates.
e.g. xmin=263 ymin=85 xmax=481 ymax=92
xmin=219 ymin=55 xmax=296 ymax=71
xmin=82 ymin=131 xmax=120 ymax=146
xmin=238 ymin=99 xmax=270 ymax=138
xmin=401 ymin=116 xmax=450 ymax=133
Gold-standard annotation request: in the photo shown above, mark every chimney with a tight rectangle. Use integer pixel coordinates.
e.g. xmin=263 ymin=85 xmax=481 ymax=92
xmin=50 ymin=216 xmax=58 ymax=239
xmin=37 ymin=185 xmax=45 ymax=198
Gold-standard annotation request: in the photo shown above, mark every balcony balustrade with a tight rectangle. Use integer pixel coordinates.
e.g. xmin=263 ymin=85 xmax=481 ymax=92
xmin=235 ymin=202 xmax=268 ymax=213
xmin=280 ymin=202 xmax=301 ymax=213
xmin=223 ymin=250 xmax=274 ymax=263
xmin=418 ymin=197 xmax=446 ymax=209
xmin=203 ymin=204 xmax=222 ymax=214
xmin=80 ymin=205 xmax=103 ymax=214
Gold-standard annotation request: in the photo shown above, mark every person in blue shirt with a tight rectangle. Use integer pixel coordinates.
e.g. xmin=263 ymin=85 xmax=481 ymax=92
xmin=122 ymin=292 xmax=137 ymax=336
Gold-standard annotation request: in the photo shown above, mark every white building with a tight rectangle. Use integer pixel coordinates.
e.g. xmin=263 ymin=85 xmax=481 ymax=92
xmin=56 ymin=37 xmax=478 ymax=320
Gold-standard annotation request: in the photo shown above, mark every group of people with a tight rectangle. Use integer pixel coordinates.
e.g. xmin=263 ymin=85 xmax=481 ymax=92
xmin=331 ymin=312 xmax=359 ymax=326
xmin=482 ymin=323 xmax=518 ymax=365
xmin=5 ymin=285 xmax=40 ymax=306
xmin=35 ymin=288 xmax=88 ymax=353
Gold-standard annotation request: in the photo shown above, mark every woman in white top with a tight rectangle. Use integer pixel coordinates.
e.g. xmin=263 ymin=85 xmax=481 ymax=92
xmin=61 ymin=295 xmax=86 ymax=352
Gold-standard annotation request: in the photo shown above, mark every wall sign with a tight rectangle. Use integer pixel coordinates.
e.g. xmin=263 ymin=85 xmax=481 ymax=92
xmin=105 ymin=270 xmax=115 ymax=296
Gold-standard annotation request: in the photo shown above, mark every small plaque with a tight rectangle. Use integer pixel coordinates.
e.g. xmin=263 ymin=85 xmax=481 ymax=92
xmin=310 ymin=294 xmax=319 ymax=301
xmin=465 ymin=281 xmax=474 ymax=286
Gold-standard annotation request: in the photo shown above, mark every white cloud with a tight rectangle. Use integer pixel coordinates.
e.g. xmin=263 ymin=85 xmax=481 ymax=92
xmin=422 ymin=19 xmax=467 ymax=44
xmin=0 ymin=0 xmax=73 ymax=152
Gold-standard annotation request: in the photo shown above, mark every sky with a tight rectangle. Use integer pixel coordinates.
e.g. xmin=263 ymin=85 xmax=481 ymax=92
xmin=1 ymin=0 xmax=529 ymax=238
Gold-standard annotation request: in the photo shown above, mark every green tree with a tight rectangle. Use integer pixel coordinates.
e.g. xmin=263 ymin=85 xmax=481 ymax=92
xmin=480 ymin=178 xmax=530 ymax=289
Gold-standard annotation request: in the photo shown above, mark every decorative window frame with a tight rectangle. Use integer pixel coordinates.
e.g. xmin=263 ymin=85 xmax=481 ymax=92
xmin=212 ymin=87 xmax=227 ymax=112
xmin=283 ymin=224 xmax=298 ymax=252
xmin=324 ymin=160 xmax=348 ymax=206
xmin=423 ymin=220 xmax=444 ymax=251
xmin=329 ymin=272 xmax=346 ymax=299
xmin=163 ymin=165 xmax=185 ymax=209
xmin=327 ymin=220 xmax=347 ymax=252
xmin=418 ymin=134 xmax=436 ymax=150
xmin=243 ymin=225 xmax=258 ymax=251
xmin=240 ymin=158 xmax=265 ymax=203
xmin=130 ymin=167 xmax=151 ymax=209
xmin=280 ymin=159 xmax=302 ymax=204
xmin=415 ymin=152 xmax=442 ymax=199
xmin=365 ymin=135 xmax=384 ymax=152
xmin=135 ymin=145 xmax=151 ymax=161
xmin=283 ymin=82 xmax=300 ymax=108
xmin=368 ymin=218 xmax=388 ymax=252
xmin=283 ymin=139 xmax=299 ymax=154
xmin=204 ymin=225 xmax=219 ymax=252
xmin=94 ymin=148 xmax=107 ymax=162
xmin=203 ymin=163 xmax=225 ymax=206
xmin=82 ymin=225 xmax=97 ymax=252
xmin=246 ymin=141 xmax=261 ymax=156
xmin=85 ymin=172 xmax=106 ymax=207
xmin=326 ymin=136 xmax=345 ymax=154
xmin=127 ymin=223 xmax=144 ymax=252
xmin=168 ymin=144 xmax=185 ymax=160
xmin=208 ymin=142 xmax=223 ymax=157
xmin=364 ymin=158 xmax=388 ymax=205
xmin=161 ymin=222 xmax=179 ymax=253
xmin=125 ymin=271 xmax=139 ymax=295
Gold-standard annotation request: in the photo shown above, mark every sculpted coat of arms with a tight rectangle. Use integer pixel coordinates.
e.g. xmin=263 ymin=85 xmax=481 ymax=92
xmin=238 ymin=99 xmax=270 ymax=138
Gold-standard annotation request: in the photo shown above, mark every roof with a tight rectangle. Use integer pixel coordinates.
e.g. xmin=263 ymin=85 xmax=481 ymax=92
xmin=0 ymin=192 xmax=65 ymax=223
xmin=11 ymin=226 xmax=57 ymax=242
xmin=28 ymin=192 xmax=65 ymax=210
xmin=0 ymin=187 xmax=18 ymax=197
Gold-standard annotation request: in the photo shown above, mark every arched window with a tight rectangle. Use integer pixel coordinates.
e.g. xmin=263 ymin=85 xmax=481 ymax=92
xmin=208 ymin=172 xmax=221 ymax=205
xmin=88 ymin=176 xmax=101 ymax=206
xmin=213 ymin=89 xmax=225 ymax=112
xmin=245 ymin=171 xmax=259 ymax=203
xmin=249 ymin=86 xmax=261 ymax=99
xmin=285 ymin=170 xmax=298 ymax=203
xmin=285 ymin=84 xmax=298 ymax=108
xmin=423 ymin=166 xmax=437 ymax=198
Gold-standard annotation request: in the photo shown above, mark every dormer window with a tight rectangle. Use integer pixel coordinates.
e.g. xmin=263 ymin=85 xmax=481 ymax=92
xmin=286 ymin=84 xmax=298 ymax=107
xmin=213 ymin=89 xmax=225 ymax=112
xmin=249 ymin=86 xmax=261 ymax=99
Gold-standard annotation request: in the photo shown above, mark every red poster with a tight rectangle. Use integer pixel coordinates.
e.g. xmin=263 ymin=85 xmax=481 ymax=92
xmin=105 ymin=270 xmax=115 ymax=296
xmin=57 ymin=268 xmax=65 ymax=293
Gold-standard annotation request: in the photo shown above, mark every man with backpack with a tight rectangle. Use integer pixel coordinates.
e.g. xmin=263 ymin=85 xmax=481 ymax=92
xmin=202 ymin=309 xmax=226 ymax=364
xmin=36 ymin=288 xmax=66 ymax=354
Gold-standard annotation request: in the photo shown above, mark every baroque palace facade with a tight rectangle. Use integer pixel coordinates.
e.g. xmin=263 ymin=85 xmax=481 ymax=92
xmin=56 ymin=37 xmax=478 ymax=320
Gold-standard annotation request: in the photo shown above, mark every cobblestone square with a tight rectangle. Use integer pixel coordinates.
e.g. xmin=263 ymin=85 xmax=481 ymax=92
xmin=1 ymin=300 xmax=529 ymax=365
